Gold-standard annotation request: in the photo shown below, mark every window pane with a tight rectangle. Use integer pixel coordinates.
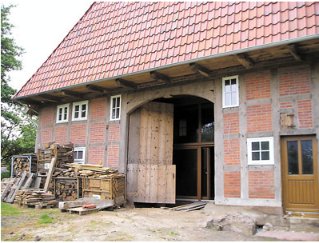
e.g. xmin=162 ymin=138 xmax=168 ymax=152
xmin=225 ymin=93 xmax=231 ymax=106
xmin=225 ymin=80 xmax=230 ymax=86
xmin=261 ymin=151 xmax=269 ymax=160
xmin=73 ymin=151 xmax=78 ymax=159
xmin=252 ymin=142 xmax=260 ymax=151
xmin=231 ymin=82 xmax=237 ymax=93
xmin=75 ymin=105 xmax=79 ymax=112
xmin=59 ymin=114 xmax=62 ymax=121
xmin=231 ymin=92 xmax=237 ymax=105
xmin=74 ymin=111 xmax=79 ymax=118
xmin=112 ymin=98 xmax=116 ymax=109
xmin=225 ymin=83 xmax=231 ymax=92
xmin=64 ymin=107 xmax=68 ymax=120
xmin=287 ymin=141 xmax=298 ymax=174
xmin=301 ymin=140 xmax=313 ymax=174
xmin=116 ymin=107 xmax=119 ymax=119
xmin=261 ymin=141 xmax=269 ymax=150
xmin=231 ymin=78 xmax=237 ymax=85
xmin=252 ymin=151 xmax=260 ymax=160
xmin=112 ymin=109 xmax=116 ymax=119
xmin=81 ymin=110 xmax=86 ymax=117
xmin=82 ymin=104 xmax=86 ymax=111
xmin=116 ymin=97 xmax=120 ymax=107
xmin=78 ymin=151 xmax=83 ymax=159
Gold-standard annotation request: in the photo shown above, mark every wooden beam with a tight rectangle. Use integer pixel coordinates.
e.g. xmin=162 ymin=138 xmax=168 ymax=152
xmin=189 ymin=63 xmax=212 ymax=77
xmin=287 ymin=44 xmax=303 ymax=61
xmin=235 ymin=53 xmax=254 ymax=69
xmin=115 ymin=78 xmax=137 ymax=89
xmin=150 ymin=71 xmax=171 ymax=84
xmin=38 ymin=94 xmax=60 ymax=103
xmin=86 ymin=84 xmax=112 ymax=93
xmin=61 ymin=90 xmax=85 ymax=98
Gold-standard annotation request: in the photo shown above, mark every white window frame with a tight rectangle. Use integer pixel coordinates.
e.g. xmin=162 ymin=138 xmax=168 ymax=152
xmin=247 ymin=137 xmax=274 ymax=165
xmin=110 ymin=95 xmax=121 ymax=121
xmin=74 ymin=147 xmax=86 ymax=164
xmin=56 ymin=103 xmax=70 ymax=123
xmin=72 ymin=100 xmax=88 ymax=121
xmin=222 ymin=75 xmax=239 ymax=108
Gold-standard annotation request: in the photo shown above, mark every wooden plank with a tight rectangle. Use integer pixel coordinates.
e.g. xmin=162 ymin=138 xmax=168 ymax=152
xmin=22 ymin=173 xmax=34 ymax=189
xmin=44 ymin=156 xmax=57 ymax=192
xmin=6 ymin=172 xmax=27 ymax=203
xmin=33 ymin=177 xmax=42 ymax=189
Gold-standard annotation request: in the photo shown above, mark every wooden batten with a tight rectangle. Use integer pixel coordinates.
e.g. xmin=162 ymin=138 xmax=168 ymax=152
xmin=61 ymin=90 xmax=85 ymax=99
xmin=189 ymin=63 xmax=212 ymax=77
xmin=150 ymin=71 xmax=171 ymax=84
xmin=115 ymin=78 xmax=137 ymax=89
xmin=287 ymin=44 xmax=303 ymax=62
xmin=86 ymin=84 xmax=112 ymax=93
xmin=38 ymin=94 xmax=60 ymax=103
xmin=235 ymin=53 xmax=255 ymax=69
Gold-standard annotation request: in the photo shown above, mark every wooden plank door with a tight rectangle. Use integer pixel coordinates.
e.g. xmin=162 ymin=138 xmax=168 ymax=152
xmin=281 ymin=136 xmax=319 ymax=212
xmin=127 ymin=102 xmax=176 ymax=203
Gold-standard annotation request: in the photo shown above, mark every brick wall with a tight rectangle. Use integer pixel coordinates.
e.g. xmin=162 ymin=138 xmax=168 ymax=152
xmin=248 ymin=170 xmax=275 ymax=199
xmin=70 ymin=123 xmax=87 ymax=145
xmin=224 ymin=172 xmax=241 ymax=198
xmin=245 ymin=71 xmax=271 ymax=100
xmin=297 ymin=99 xmax=313 ymax=129
xmin=247 ymin=104 xmax=272 ymax=133
xmin=224 ymin=138 xmax=240 ymax=165
xmin=223 ymin=112 xmax=239 ymax=135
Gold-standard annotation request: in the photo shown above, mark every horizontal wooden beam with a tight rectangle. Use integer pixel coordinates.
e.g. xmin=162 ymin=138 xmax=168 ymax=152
xmin=61 ymin=90 xmax=85 ymax=98
xmin=150 ymin=71 xmax=171 ymax=84
xmin=235 ymin=53 xmax=254 ymax=69
xmin=86 ymin=84 xmax=112 ymax=93
xmin=115 ymin=78 xmax=137 ymax=89
xmin=189 ymin=63 xmax=212 ymax=77
xmin=38 ymin=94 xmax=60 ymax=103
xmin=287 ymin=44 xmax=303 ymax=62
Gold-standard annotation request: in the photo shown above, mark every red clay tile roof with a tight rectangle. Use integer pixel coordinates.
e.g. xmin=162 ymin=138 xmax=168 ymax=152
xmin=15 ymin=2 xmax=319 ymax=98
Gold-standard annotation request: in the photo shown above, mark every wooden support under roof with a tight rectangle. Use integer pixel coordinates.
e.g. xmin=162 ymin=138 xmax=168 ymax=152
xmin=287 ymin=44 xmax=303 ymax=61
xmin=86 ymin=84 xmax=112 ymax=93
xmin=115 ymin=78 xmax=137 ymax=89
xmin=62 ymin=90 xmax=85 ymax=98
xmin=38 ymin=94 xmax=60 ymax=103
xmin=235 ymin=53 xmax=255 ymax=69
xmin=189 ymin=63 xmax=212 ymax=77
xmin=150 ymin=71 xmax=171 ymax=84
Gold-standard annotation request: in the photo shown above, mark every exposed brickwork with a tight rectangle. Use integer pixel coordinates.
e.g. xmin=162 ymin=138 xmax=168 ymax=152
xmin=224 ymin=138 xmax=240 ymax=165
xmin=40 ymin=129 xmax=53 ymax=144
xmin=70 ymin=123 xmax=87 ymax=145
xmin=55 ymin=125 xmax=68 ymax=144
xmin=39 ymin=106 xmax=55 ymax=128
xmin=89 ymin=97 xmax=107 ymax=120
xmin=245 ymin=71 xmax=271 ymax=100
xmin=280 ymin=101 xmax=293 ymax=109
xmin=108 ymin=123 xmax=120 ymax=142
xmin=224 ymin=171 xmax=241 ymax=198
xmin=88 ymin=145 xmax=105 ymax=165
xmin=89 ymin=122 xmax=106 ymax=144
xmin=223 ymin=112 xmax=239 ymax=135
xmin=297 ymin=99 xmax=313 ymax=129
xmin=107 ymin=144 xmax=120 ymax=168
xmin=279 ymin=66 xmax=311 ymax=96
xmin=248 ymin=170 xmax=275 ymax=199
xmin=247 ymin=104 xmax=272 ymax=133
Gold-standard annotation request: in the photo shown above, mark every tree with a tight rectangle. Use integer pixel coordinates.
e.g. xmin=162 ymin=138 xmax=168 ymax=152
xmin=1 ymin=5 xmax=37 ymax=169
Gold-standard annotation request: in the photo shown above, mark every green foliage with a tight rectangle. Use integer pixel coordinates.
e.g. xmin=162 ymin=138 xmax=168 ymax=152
xmin=1 ymin=202 xmax=21 ymax=216
xmin=1 ymin=5 xmax=37 ymax=167
xmin=38 ymin=214 xmax=53 ymax=224
xmin=1 ymin=171 xmax=11 ymax=178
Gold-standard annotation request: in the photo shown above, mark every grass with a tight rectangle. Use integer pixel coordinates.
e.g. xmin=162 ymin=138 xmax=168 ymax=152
xmin=1 ymin=202 xmax=21 ymax=216
xmin=38 ymin=213 xmax=54 ymax=224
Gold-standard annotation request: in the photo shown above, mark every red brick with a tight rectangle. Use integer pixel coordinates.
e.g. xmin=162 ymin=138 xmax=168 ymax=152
xmin=223 ymin=112 xmax=239 ymax=135
xmin=279 ymin=66 xmax=311 ymax=96
xmin=224 ymin=171 xmax=241 ymax=198
xmin=108 ymin=123 xmax=120 ymax=142
xmin=247 ymin=104 xmax=272 ymax=133
xmin=55 ymin=125 xmax=68 ymax=144
xmin=40 ymin=128 xmax=53 ymax=145
xmin=89 ymin=97 xmax=107 ymax=120
xmin=39 ymin=106 xmax=55 ymax=128
xmin=88 ymin=145 xmax=105 ymax=165
xmin=297 ymin=99 xmax=313 ymax=129
xmin=280 ymin=101 xmax=293 ymax=109
xmin=224 ymin=138 xmax=240 ymax=165
xmin=89 ymin=122 xmax=106 ymax=143
xmin=107 ymin=144 xmax=120 ymax=168
xmin=248 ymin=170 xmax=275 ymax=199
xmin=245 ymin=71 xmax=271 ymax=100
xmin=70 ymin=123 xmax=86 ymax=144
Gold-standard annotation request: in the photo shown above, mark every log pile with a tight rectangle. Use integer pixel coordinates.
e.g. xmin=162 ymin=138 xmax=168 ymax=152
xmin=54 ymin=178 xmax=79 ymax=201
xmin=12 ymin=155 xmax=37 ymax=177
xmin=68 ymin=163 xmax=118 ymax=178
xmin=14 ymin=189 xmax=57 ymax=208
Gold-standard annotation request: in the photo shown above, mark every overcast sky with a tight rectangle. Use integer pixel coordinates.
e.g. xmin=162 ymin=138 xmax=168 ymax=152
xmin=2 ymin=0 xmax=93 ymax=91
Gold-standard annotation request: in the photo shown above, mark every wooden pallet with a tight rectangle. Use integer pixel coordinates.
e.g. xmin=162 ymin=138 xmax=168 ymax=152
xmin=67 ymin=207 xmax=100 ymax=215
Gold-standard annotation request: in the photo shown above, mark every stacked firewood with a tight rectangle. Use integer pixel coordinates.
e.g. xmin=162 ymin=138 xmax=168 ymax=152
xmin=54 ymin=178 xmax=79 ymax=201
xmin=68 ymin=163 xmax=119 ymax=178
xmin=14 ymin=189 xmax=57 ymax=208
xmin=12 ymin=155 xmax=37 ymax=177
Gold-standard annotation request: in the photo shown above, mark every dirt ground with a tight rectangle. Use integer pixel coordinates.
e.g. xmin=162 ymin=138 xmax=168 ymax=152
xmin=2 ymin=202 xmax=319 ymax=241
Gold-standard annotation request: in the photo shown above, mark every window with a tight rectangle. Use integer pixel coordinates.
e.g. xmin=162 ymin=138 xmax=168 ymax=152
xmin=247 ymin=137 xmax=274 ymax=165
xmin=56 ymin=104 xmax=69 ymax=123
xmin=179 ymin=119 xmax=187 ymax=136
xmin=74 ymin=147 xmax=85 ymax=164
xmin=110 ymin=95 xmax=121 ymax=121
xmin=222 ymin=75 xmax=239 ymax=108
xmin=72 ymin=100 xmax=88 ymax=121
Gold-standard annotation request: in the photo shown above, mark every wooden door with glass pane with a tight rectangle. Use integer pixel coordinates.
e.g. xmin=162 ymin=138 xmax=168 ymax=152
xmin=281 ymin=136 xmax=319 ymax=212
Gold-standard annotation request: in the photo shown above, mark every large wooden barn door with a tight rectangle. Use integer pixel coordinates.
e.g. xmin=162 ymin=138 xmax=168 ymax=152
xmin=127 ymin=102 xmax=176 ymax=203
xmin=281 ymin=136 xmax=319 ymax=213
